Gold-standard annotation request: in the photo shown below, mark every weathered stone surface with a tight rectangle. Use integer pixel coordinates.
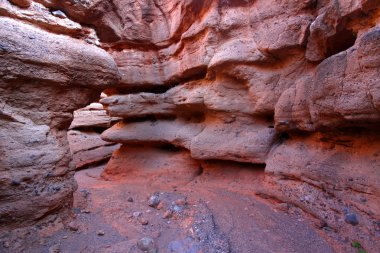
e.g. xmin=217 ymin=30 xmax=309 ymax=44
xmin=102 ymin=146 xmax=201 ymax=185
xmin=261 ymin=130 xmax=380 ymax=251
xmin=69 ymin=103 xmax=121 ymax=130
xmin=0 ymin=17 xmax=120 ymax=229
xmin=0 ymin=0 xmax=86 ymax=38
xmin=68 ymin=130 xmax=120 ymax=170
xmin=2 ymin=0 xmax=380 ymax=252
xmin=97 ymin=1 xmax=380 ymax=252
xmin=276 ymin=25 xmax=380 ymax=131
xmin=102 ymin=119 xmax=203 ymax=150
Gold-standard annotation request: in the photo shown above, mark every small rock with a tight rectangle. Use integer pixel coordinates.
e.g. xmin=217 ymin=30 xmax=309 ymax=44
xmin=127 ymin=197 xmax=134 ymax=202
xmin=163 ymin=210 xmax=173 ymax=219
xmin=172 ymin=205 xmax=182 ymax=213
xmin=51 ymin=10 xmax=67 ymax=19
xmin=156 ymin=202 xmax=164 ymax=210
xmin=62 ymin=236 xmax=68 ymax=239
xmin=68 ymin=221 xmax=79 ymax=231
xmin=345 ymin=213 xmax=359 ymax=226
xmin=81 ymin=209 xmax=91 ymax=214
xmin=148 ymin=193 xmax=160 ymax=208
xmin=139 ymin=218 xmax=149 ymax=225
xmin=97 ymin=230 xmax=105 ymax=236
xmin=137 ymin=237 xmax=157 ymax=253
xmin=133 ymin=211 xmax=142 ymax=218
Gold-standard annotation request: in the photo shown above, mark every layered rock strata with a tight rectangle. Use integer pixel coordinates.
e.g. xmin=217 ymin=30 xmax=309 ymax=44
xmin=0 ymin=13 xmax=119 ymax=229
xmin=68 ymin=103 xmax=121 ymax=170
xmin=95 ymin=0 xmax=380 ymax=251
xmin=1 ymin=0 xmax=380 ymax=252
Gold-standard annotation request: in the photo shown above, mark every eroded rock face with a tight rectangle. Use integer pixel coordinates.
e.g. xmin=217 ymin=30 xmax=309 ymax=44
xmin=94 ymin=0 xmax=380 ymax=251
xmin=68 ymin=103 xmax=121 ymax=170
xmin=1 ymin=0 xmax=380 ymax=252
xmin=0 ymin=15 xmax=120 ymax=229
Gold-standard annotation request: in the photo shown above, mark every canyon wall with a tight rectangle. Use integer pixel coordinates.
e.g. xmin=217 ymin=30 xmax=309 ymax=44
xmin=96 ymin=0 xmax=380 ymax=251
xmin=0 ymin=0 xmax=120 ymax=229
xmin=1 ymin=0 xmax=380 ymax=252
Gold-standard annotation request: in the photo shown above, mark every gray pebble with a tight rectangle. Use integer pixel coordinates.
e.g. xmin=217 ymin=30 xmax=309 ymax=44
xmin=345 ymin=213 xmax=359 ymax=225
xmin=137 ymin=237 xmax=157 ymax=253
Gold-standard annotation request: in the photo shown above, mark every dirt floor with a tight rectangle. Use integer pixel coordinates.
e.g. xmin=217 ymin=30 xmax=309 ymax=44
xmin=0 ymin=164 xmax=340 ymax=253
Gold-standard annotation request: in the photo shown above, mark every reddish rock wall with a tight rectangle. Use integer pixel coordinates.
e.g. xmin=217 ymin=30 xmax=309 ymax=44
xmin=1 ymin=0 xmax=380 ymax=252
xmin=95 ymin=0 xmax=380 ymax=251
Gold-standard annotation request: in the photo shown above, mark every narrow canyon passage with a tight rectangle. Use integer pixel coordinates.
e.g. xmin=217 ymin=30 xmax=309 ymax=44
xmin=1 ymin=0 xmax=380 ymax=253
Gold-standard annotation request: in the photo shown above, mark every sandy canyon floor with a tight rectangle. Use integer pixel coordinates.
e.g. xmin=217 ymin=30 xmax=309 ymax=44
xmin=0 ymin=164 xmax=344 ymax=253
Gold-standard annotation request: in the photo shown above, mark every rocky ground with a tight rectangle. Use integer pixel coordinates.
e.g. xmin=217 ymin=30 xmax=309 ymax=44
xmin=0 ymin=162 xmax=354 ymax=253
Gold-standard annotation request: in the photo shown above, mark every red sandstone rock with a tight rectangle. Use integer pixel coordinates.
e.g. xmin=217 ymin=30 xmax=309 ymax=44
xmin=96 ymin=1 xmax=380 ymax=252
xmin=2 ymin=0 xmax=380 ymax=252
xmin=102 ymin=145 xmax=202 ymax=186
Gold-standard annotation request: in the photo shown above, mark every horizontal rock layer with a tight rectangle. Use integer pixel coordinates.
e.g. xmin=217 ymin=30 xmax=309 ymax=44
xmin=1 ymin=0 xmax=380 ymax=252
xmin=68 ymin=103 xmax=121 ymax=170
xmin=0 ymin=16 xmax=120 ymax=229
xmin=96 ymin=0 xmax=380 ymax=252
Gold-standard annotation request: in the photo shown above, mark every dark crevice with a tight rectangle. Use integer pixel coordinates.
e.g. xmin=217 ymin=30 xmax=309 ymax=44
xmin=103 ymin=85 xmax=174 ymax=95
xmin=197 ymin=164 xmax=204 ymax=176
xmin=122 ymin=115 xmax=177 ymax=123
xmin=326 ymin=26 xmax=357 ymax=58
xmin=202 ymin=159 xmax=266 ymax=171
xmin=156 ymin=143 xmax=182 ymax=152
xmin=76 ymin=159 xmax=111 ymax=171
xmin=179 ymin=111 xmax=206 ymax=123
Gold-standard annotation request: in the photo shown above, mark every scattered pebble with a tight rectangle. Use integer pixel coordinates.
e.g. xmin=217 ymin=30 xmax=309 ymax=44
xmin=139 ymin=218 xmax=149 ymax=225
xmin=133 ymin=211 xmax=142 ymax=218
xmin=163 ymin=210 xmax=173 ymax=219
xmin=156 ymin=202 xmax=164 ymax=210
xmin=137 ymin=237 xmax=157 ymax=253
xmin=127 ymin=197 xmax=134 ymax=202
xmin=81 ymin=209 xmax=91 ymax=214
xmin=97 ymin=230 xmax=105 ymax=236
xmin=148 ymin=193 xmax=161 ymax=208
xmin=345 ymin=213 xmax=359 ymax=226
xmin=68 ymin=221 xmax=79 ymax=231
xmin=62 ymin=236 xmax=68 ymax=239
xmin=172 ymin=205 xmax=182 ymax=213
